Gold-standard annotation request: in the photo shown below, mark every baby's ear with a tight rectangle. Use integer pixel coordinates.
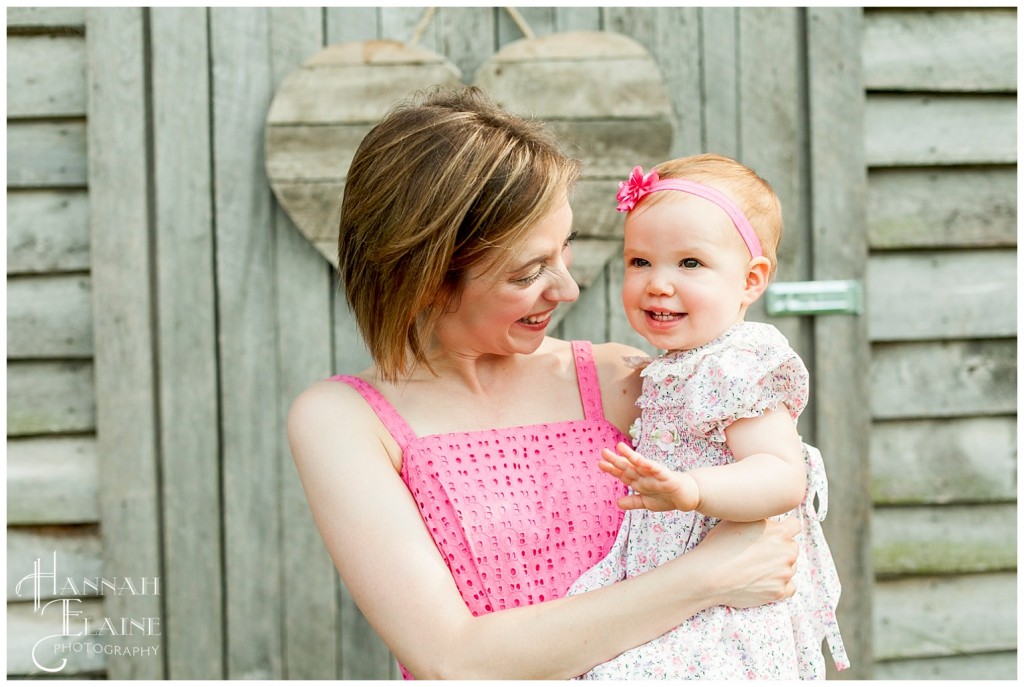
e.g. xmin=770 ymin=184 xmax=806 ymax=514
xmin=742 ymin=257 xmax=772 ymax=305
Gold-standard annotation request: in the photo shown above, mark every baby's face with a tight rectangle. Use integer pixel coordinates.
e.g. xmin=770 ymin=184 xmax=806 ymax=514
xmin=621 ymin=194 xmax=756 ymax=352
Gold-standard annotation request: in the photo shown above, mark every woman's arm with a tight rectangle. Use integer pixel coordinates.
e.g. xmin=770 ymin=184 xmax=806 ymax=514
xmin=600 ymin=407 xmax=807 ymax=521
xmin=288 ymin=381 xmax=799 ymax=680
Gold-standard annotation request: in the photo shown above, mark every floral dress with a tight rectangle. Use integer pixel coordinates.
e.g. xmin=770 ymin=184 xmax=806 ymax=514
xmin=568 ymin=321 xmax=849 ymax=680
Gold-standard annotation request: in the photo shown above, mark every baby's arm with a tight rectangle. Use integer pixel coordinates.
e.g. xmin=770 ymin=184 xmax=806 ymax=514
xmin=601 ymin=405 xmax=806 ymax=521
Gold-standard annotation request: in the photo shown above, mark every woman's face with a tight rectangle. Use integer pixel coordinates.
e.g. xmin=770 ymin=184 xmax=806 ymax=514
xmin=435 ymin=197 xmax=579 ymax=358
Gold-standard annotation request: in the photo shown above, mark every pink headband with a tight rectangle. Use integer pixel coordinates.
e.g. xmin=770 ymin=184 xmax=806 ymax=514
xmin=615 ymin=166 xmax=763 ymax=259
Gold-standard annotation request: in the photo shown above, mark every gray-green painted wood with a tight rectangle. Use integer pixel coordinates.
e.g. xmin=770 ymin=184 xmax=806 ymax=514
xmin=85 ymin=7 xmax=165 ymax=679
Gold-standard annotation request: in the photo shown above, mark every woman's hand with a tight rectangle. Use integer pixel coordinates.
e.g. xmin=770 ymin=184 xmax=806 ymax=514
xmin=696 ymin=517 xmax=800 ymax=609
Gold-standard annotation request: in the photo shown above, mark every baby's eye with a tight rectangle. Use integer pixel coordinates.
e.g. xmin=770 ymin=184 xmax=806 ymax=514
xmin=680 ymin=258 xmax=701 ymax=269
xmin=628 ymin=257 xmax=650 ymax=268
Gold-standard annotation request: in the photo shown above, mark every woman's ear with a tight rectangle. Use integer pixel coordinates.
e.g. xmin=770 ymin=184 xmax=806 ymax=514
xmin=742 ymin=256 xmax=772 ymax=305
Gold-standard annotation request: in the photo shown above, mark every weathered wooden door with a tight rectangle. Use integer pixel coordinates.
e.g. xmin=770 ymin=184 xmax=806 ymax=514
xmin=83 ymin=6 xmax=872 ymax=680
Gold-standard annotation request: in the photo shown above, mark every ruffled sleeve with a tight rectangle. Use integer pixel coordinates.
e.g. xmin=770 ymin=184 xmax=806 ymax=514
xmin=642 ymin=323 xmax=809 ymax=443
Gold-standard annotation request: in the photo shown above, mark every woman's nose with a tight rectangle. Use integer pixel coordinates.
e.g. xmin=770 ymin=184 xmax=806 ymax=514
xmin=545 ymin=259 xmax=580 ymax=303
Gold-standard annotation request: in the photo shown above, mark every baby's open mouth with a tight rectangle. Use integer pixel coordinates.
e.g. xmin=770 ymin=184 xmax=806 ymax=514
xmin=647 ymin=310 xmax=685 ymax=322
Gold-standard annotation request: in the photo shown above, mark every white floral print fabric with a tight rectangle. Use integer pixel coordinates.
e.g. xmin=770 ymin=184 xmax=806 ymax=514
xmin=568 ymin=322 xmax=848 ymax=679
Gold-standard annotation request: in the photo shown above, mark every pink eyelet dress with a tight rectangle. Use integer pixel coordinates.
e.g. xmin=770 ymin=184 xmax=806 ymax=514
xmin=330 ymin=341 xmax=629 ymax=679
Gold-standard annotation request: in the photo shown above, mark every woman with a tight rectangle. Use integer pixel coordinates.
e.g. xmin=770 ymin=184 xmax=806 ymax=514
xmin=287 ymin=86 xmax=799 ymax=680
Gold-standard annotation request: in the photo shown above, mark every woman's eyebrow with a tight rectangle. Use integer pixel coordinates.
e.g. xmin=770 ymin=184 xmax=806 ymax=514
xmin=506 ymin=254 xmax=547 ymax=274
xmin=506 ymin=230 xmax=575 ymax=273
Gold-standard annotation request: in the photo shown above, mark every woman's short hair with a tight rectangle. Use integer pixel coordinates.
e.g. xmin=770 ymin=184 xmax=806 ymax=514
xmin=338 ymin=86 xmax=581 ymax=381
xmin=654 ymin=153 xmax=783 ymax=278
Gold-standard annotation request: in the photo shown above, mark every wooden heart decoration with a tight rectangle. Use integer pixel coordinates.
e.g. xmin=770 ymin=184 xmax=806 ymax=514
xmin=265 ymin=31 xmax=674 ymax=288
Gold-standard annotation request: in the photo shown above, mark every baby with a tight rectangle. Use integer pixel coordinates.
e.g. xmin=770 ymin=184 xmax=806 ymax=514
xmin=569 ymin=154 xmax=848 ymax=680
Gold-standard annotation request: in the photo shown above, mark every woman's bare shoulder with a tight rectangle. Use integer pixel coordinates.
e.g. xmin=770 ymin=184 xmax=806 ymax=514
xmin=289 ymin=378 xmax=364 ymax=427
xmin=591 ymin=340 xmax=648 ymax=367
xmin=287 ymin=377 xmax=400 ymax=470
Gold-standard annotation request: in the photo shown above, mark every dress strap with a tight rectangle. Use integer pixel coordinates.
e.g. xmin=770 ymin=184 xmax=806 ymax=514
xmin=570 ymin=340 xmax=606 ymax=422
xmin=328 ymin=375 xmax=417 ymax=450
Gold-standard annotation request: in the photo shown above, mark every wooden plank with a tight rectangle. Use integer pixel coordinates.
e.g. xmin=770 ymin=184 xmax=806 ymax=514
xmin=571 ymin=179 xmax=628 ymax=239
xmin=325 ymin=6 xmax=378 ymax=43
xmin=548 ymin=238 xmax=619 ymax=332
xmin=7 ymin=190 xmax=90 ymax=274
xmin=380 ymin=7 xmax=434 ymax=50
xmin=867 ymin=249 xmax=1016 ymax=341
xmin=476 ymin=57 xmax=675 ymax=120
xmin=874 ymin=651 xmax=1017 ymax=680
xmin=546 ymin=119 xmax=674 ymax=178
xmin=498 ymin=6 xmax=553 ymax=45
xmin=865 ymin=94 xmax=1017 ymax=166
xmin=266 ymin=61 xmax=463 ymax=125
xmin=863 ymin=9 xmax=1016 ymax=92
xmin=700 ymin=7 xmax=740 ymax=157
xmin=6 ymin=599 xmax=107 ymax=677
xmin=870 ymin=340 xmax=1016 ymax=419
xmin=319 ymin=14 xmax=399 ymax=678
xmin=736 ymin=7 xmax=812 ymax=433
xmin=871 ymin=417 xmax=1016 ymax=505
xmin=873 ymin=504 xmax=1016 ymax=576
xmin=149 ymin=7 xmax=224 ymax=680
xmin=268 ymin=7 xmax=344 ymax=681
xmin=555 ymin=262 xmax=609 ymax=343
xmin=7 ymin=361 xmax=94 ymax=436
xmin=7 ymin=120 xmax=88 ymax=187
xmin=270 ymin=181 xmax=345 ymax=245
xmin=7 ymin=525 xmax=102 ymax=599
xmin=7 ymin=35 xmax=87 ymax=118
xmin=873 ymin=573 xmax=1016 ymax=660
xmin=554 ymin=7 xmax=601 ymax=32
xmin=7 ymin=437 xmax=100 ymax=525
xmin=209 ymin=7 xmax=283 ymax=679
xmin=264 ymin=124 xmax=372 ymax=181
xmin=606 ymin=3 xmax=704 ymax=164
xmin=269 ymin=121 xmax=668 ymax=259
xmin=322 ymin=9 xmax=398 ymax=679
xmin=867 ymin=166 xmax=1017 ymax=249
xmin=85 ymin=7 xmax=164 ymax=680
xmin=7 ymin=274 xmax=92 ymax=358
xmin=439 ymin=6 xmax=496 ymax=83
xmin=603 ymin=8 xmax=655 ymax=54
xmin=6 ymin=7 xmax=87 ymax=30
xmin=568 ymin=238 xmax=620 ymax=290
xmin=604 ymin=7 xmax=701 ymax=157
xmin=806 ymin=8 xmax=873 ymax=679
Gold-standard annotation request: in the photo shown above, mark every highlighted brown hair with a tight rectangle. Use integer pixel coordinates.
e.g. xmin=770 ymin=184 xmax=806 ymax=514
xmin=338 ymin=86 xmax=581 ymax=381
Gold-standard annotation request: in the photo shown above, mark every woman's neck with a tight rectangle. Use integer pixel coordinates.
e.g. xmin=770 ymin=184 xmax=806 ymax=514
xmin=414 ymin=343 xmax=534 ymax=395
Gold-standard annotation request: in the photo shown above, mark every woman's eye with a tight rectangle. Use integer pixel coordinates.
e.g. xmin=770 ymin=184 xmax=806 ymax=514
xmin=513 ymin=268 xmax=544 ymax=286
xmin=563 ymin=230 xmax=579 ymax=249
xmin=681 ymin=258 xmax=701 ymax=268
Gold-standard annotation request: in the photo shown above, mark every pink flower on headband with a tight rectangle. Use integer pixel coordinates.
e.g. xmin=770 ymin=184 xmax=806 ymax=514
xmin=616 ymin=166 xmax=659 ymax=212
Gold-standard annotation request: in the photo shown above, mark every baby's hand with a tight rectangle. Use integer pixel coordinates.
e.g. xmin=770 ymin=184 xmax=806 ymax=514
xmin=599 ymin=442 xmax=700 ymax=512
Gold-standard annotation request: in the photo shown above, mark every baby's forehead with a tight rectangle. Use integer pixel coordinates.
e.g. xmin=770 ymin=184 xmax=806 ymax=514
xmin=631 ymin=189 xmax=738 ymax=222
xmin=626 ymin=196 xmax=751 ymax=249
